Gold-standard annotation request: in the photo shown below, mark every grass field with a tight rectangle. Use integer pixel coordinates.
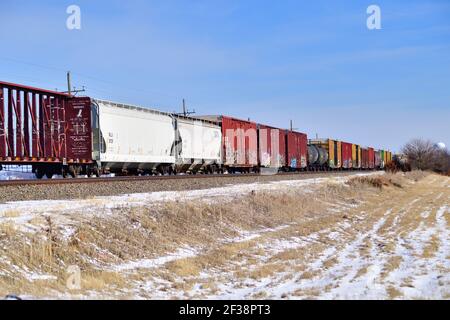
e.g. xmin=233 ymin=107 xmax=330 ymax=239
xmin=0 ymin=171 xmax=448 ymax=299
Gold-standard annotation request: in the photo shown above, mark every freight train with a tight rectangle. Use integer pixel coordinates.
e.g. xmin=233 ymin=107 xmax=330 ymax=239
xmin=0 ymin=81 xmax=392 ymax=179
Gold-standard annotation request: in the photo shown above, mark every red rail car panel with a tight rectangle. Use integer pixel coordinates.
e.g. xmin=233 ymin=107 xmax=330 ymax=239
xmin=38 ymin=94 xmax=45 ymax=158
xmin=23 ymin=92 xmax=30 ymax=158
xmin=361 ymin=148 xmax=369 ymax=169
xmin=31 ymin=93 xmax=39 ymax=157
xmin=0 ymin=88 xmax=5 ymax=158
xmin=221 ymin=116 xmax=257 ymax=167
xmin=0 ymin=81 xmax=92 ymax=164
xmin=7 ymin=89 xmax=14 ymax=157
xmin=341 ymin=142 xmax=353 ymax=169
xmin=258 ymin=124 xmax=286 ymax=168
xmin=368 ymin=147 xmax=375 ymax=169
xmin=66 ymin=97 xmax=92 ymax=161
xmin=15 ymin=90 xmax=23 ymax=158
xmin=286 ymin=130 xmax=307 ymax=169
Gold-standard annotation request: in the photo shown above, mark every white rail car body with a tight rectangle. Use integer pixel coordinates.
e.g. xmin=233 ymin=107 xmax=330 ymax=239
xmin=93 ymin=100 xmax=175 ymax=172
xmin=174 ymin=117 xmax=222 ymax=172
xmin=92 ymin=100 xmax=222 ymax=174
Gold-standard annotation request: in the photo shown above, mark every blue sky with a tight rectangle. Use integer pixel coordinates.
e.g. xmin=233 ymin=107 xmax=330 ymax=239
xmin=1 ymin=0 xmax=449 ymax=151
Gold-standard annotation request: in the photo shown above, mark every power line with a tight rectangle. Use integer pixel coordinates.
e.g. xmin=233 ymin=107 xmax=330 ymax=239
xmin=0 ymin=56 xmax=184 ymax=102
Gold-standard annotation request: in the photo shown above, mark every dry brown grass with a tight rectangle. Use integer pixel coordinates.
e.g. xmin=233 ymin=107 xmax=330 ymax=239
xmin=0 ymin=177 xmax=365 ymax=298
xmin=422 ymin=235 xmax=440 ymax=259
xmin=404 ymin=170 xmax=428 ymax=182
xmin=0 ymin=171 xmax=440 ymax=299
xmin=1 ymin=210 xmax=21 ymax=218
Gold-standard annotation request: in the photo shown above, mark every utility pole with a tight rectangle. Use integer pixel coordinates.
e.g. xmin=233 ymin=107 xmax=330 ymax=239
xmin=289 ymin=120 xmax=298 ymax=132
xmin=67 ymin=71 xmax=72 ymax=96
xmin=63 ymin=71 xmax=85 ymax=95
xmin=175 ymin=99 xmax=195 ymax=116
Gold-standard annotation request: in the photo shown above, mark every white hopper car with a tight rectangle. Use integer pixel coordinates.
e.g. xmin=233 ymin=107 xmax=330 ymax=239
xmin=92 ymin=99 xmax=222 ymax=175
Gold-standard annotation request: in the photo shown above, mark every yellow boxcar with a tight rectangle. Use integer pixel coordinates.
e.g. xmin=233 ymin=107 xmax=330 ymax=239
xmin=358 ymin=146 xmax=362 ymax=168
xmin=352 ymin=144 xmax=362 ymax=169
xmin=352 ymin=144 xmax=356 ymax=168
xmin=309 ymin=139 xmax=342 ymax=169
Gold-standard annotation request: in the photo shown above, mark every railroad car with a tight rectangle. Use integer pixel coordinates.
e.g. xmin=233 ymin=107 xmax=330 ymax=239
xmin=0 ymin=80 xmax=389 ymax=178
xmin=386 ymin=151 xmax=392 ymax=165
xmin=92 ymin=99 xmax=175 ymax=175
xmin=309 ymin=139 xmax=341 ymax=169
xmin=197 ymin=115 xmax=258 ymax=172
xmin=368 ymin=147 xmax=375 ymax=169
xmin=341 ymin=142 xmax=353 ymax=169
xmin=361 ymin=148 xmax=369 ymax=169
xmin=285 ymin=130 xmax=308 ymax=170
xmin=0 ymin=81 xmax=93 ymax=178
xmin=173 ymin=115 xmax=222 ymax=174
xmin=257 ymin=124 xmax=286 ymax=169
xmin=380 ymin=150 xmax=385 ymax=169
xmin=352 ymin=144 xmax=362 ymax=169
xmin=375 ymin=150 xmax=382 ymax=169
xmin=94 ymin=100 xmax=222 ymax=175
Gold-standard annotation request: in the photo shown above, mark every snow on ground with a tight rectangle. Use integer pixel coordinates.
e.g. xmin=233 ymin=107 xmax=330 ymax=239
xmin=112 ymin=247 xmax=200 ymax=272
xmin=0 ymin=166 xmax=35 ymax=180
xmin=0 ymin=172 xmax=379 ymax=234
xmin=1 ymin=171 xmax=448 ymax=300
xmin=127 ymin=174 xmax=449 ymax=300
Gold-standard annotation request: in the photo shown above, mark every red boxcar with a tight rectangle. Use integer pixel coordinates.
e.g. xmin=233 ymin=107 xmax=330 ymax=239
xmin=341 ymin=142 xmax=353 ymax=169
xmin=199 ymin=115 xmax=258 ymax=169
xmin=0 ymin=81 xmax=92 ymax=164
xmin=258 ymin=124 xmax=286 ymax=168
xmin=286 ymin=130 xmax=307 ymax=169
xmin=361 ymin=148 xmax=369 ymax=169
xmin=368 ymin=147 xmax=375 ymax=169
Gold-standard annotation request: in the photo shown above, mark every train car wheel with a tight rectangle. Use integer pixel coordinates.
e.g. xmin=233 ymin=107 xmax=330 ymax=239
xmin=46 ymin=172 xmax=53 ymax=179
xmin=68 ymin=165 xmax=77 ymax=178
xmin=35 ymin=168 xmax=44 ymax=179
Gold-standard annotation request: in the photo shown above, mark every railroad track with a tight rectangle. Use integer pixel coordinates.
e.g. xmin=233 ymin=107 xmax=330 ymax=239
xmin=0 ymin=170 xmax=375 ymax=187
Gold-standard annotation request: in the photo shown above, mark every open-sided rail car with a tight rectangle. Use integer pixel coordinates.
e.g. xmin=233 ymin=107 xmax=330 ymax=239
xmin=0 ymin=81 xmax=92 ymax=178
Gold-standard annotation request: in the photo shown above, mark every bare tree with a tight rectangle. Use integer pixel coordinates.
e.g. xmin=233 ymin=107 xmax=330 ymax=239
xmin=401 ymin=139 xmax=450 ymax=173
xmin=401 ymin=139 xmax=436 ymax=170
xmin=433 ymin=149 xmax=450 ymax=174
